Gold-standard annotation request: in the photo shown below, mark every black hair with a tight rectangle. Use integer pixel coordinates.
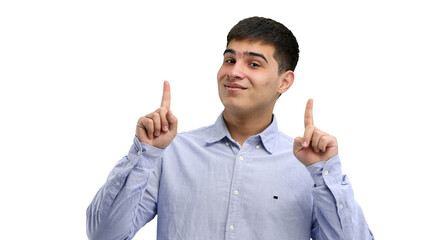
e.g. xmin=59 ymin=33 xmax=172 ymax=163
xmin=227 ymin=16 xmax=299 ymax=73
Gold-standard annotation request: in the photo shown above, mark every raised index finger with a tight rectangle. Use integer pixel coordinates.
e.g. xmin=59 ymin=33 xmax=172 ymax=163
xmin=304 ymin=98 xmax=314 ymax=128
xmin=161 ymin=81 xmax=171 ymax=109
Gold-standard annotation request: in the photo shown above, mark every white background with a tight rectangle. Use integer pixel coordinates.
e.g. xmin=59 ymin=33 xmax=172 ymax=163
xmin=1 ymin=0 xmax=425 ymax=239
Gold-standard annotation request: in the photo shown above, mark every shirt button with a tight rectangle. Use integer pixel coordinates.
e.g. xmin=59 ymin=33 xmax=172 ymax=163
xmin=239 ymin=156 xmax=243 ymax=161
xmin=339 ymin=204 xmax=344 ymax=209
xmin=233 ymin=190 xmax=239 ymax=195
xmin=115 ymin=181 xmax=121 ymax=186
xmin=229 ymin=225 xmax=235 ymax=231
xmin=225 ymin=142 xmax=230 ymax=146
xmin=324 ymin=170 xmax=329 ymax=176
xmin=255 ymin=145 xmax=260 ymax=149
xmin=137 ymin=150 xmax=141 ymax=156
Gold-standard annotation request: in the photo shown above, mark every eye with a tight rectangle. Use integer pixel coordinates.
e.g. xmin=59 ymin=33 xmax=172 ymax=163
xmin=225 ymin=59 xmax=236 ymax=64
xmin=250 ymin=62 xmax=260 ymax=68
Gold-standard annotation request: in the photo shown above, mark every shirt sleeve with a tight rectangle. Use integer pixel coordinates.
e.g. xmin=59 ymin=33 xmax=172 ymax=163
xmin=86 ymin=136 xmax=164 ymax=240
xmin=307 ymin=155 xmax=374 ymax=240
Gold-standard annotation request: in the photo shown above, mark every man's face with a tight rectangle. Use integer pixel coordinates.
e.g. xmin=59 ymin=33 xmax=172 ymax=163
xmin=217 ymin=39 xmax=286 ymax=115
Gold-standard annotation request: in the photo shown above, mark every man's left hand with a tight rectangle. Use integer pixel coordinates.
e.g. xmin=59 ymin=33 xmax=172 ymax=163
xmin=293 ymin=99 xmax=338 ymax=166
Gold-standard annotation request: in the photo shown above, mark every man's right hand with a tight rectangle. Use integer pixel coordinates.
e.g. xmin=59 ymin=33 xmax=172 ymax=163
xmin=136 ymin=81 xmax=178 ymax=149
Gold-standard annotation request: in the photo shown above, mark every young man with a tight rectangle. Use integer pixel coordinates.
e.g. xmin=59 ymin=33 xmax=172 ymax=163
xmin=87 ymin=17 xmax=374 ymax=239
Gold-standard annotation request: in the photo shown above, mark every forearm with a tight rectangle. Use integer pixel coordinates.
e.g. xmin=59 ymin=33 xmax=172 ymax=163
xmin=308 ymin=156 xmax=374 ymax=240
xmin=86 ymin=137 xmax=163 ymax=240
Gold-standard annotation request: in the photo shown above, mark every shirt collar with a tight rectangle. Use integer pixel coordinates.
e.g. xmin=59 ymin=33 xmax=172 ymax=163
xmin=204 ymin=113 xmax=232 ymax=144
xmin=204 ymin=112 xmax=280 ymax=154
xmin=258 ymin=115 xmax=279 ymax=154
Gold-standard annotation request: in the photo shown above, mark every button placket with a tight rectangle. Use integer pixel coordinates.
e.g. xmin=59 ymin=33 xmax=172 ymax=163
xmin=224 ymin=152 xmax=246 ymax=239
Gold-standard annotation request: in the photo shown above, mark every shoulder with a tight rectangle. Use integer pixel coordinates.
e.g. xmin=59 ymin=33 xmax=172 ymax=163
xmin=170 ymin=123 xmax=216 ymax=147
xmin=179 ymin=124 xmax=214 ymax=139
xmin=278 ymin=130 xmax=294 ymax=146
xmin=268 ymin=129 xmax=295 ymax=153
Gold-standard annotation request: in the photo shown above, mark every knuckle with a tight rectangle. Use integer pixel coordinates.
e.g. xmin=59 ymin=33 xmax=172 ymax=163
xmin=137 ymin=116 xmax=145 ymax=125
xmin=318 ymin=135 xmax=327 ymax=145
xmin=155 ymin=107 xmax=167 ymax=116
xmin=313 ymin=127 xmax=322 ymax=134
xmin=139 ymin=117 xmax=147 ymax=124
xmin=159 ymin=106 xmax=167 ymax=113
xmin=145 ymin=111 xmax=155 ymax=118
xmin=145 ymin=118 xmax=153 ymax=127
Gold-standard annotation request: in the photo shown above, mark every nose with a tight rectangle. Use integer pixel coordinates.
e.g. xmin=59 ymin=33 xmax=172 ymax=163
xmin=227 ymin=62 xmax=245 ymax=81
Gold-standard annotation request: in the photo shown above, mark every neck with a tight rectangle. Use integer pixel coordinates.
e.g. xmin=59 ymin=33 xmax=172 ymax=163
xmin=223 ymin=109 xmax=273 ymax=146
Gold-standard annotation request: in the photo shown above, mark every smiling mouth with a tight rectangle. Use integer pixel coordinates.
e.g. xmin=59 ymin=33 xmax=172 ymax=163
xmin=224 ymin=83 xmax=247 ymax=92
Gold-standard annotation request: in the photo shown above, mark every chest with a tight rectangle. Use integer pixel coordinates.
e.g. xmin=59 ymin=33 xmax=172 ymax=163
xmin=158 ymin=144 xmax=314 ymax=224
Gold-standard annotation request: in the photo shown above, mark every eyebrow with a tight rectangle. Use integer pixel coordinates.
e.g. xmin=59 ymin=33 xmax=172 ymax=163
xmin=223 ymin=49 xmax=269 ymax=63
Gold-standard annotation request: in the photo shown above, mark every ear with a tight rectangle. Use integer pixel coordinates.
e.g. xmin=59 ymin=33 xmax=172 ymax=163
xmin=277 ymin=70 xmax=295 ymax=94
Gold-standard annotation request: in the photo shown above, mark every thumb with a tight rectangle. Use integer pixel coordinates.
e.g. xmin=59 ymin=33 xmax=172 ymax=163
xmin=293 ymin=136 xmax=304 ymax=154
xmin=166 ymin=110 xmax=178 ymax=134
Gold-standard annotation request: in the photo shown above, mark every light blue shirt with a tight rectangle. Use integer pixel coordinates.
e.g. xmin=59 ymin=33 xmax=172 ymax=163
xmin=87 ymin=114 xmax=373 ymax=239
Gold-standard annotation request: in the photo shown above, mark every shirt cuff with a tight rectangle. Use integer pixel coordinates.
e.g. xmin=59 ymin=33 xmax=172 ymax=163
xmin=306 ymin=155 xmax=343 ymax=187
xmin=127 ymin=136 xmax=165 ymax=169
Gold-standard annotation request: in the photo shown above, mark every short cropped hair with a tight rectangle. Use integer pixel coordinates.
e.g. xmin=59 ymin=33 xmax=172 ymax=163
xmin=227 ymin=16 xmax=299 ymax=73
